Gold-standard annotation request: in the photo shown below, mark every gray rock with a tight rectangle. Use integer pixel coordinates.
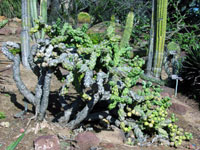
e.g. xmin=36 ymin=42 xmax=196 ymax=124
xmin=34 ymin=135 xmax=60 ymax=150
xmin=75 ymin=132 xmax=100 ymax=150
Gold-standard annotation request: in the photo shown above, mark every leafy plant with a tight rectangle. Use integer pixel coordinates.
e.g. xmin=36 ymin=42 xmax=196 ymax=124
xmin=0 ymin=19 xmax=8 ymax=29
xmin=6 ymin=132 xmax=25 ymax=150
xmin=181 ymin=47 xmax=200 ymax=99
xmin=9 ymin=48 xmax=21 ymax=55
xmin=88 ymin=33 xmax=105 ymax=44
xmin=0 ymin=112 xmax=6 ymax=119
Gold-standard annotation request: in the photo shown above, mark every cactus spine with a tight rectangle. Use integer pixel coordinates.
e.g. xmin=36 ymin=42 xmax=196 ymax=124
xmin=120 ymin=10 xmax=134 ymax=49
xmin=153 ymin=0 xmax=168 ymax=78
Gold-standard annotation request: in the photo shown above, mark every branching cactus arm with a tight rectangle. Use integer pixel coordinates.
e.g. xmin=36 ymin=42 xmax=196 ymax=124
xmin=68 ymin=93 xmax=100 ymax=129
xmin=28 ymin=44 xmax=40 ymax=76
xmin=2 ymin=42 xmax=36 ymax=105
xmin=38 ymin=69 xmax=52 ymax=121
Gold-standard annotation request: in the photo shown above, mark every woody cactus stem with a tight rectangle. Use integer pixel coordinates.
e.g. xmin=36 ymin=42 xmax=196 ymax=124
xmin=120 ymin=10 xmax=134 ymax=49
xmin=30 ymin=0 xmax=40 ymax=39
xmin=21 ymin=0 xmax=31 ymax=69
xmin=153 ymin=0 xmax=168 ymax=78
xmin=40 ymin=0 xmax=47 ymax=39
xmin=1 ymin=42 xmax=53 ymax=121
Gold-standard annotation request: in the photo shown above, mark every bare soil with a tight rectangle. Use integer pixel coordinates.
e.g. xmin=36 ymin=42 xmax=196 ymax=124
xmin=0 ymin=28 xmax=200 ymax=150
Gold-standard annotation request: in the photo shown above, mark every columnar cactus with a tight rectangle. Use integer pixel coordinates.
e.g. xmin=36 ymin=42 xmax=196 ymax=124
xmin=153 ymin=0 xmax=168 ymax=78
xmin=120 ymin=10 xmax=134 ymax=49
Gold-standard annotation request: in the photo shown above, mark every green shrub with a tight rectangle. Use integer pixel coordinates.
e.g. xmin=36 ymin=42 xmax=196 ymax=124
xmin=88 ymin=33 xmax=105 ymax=44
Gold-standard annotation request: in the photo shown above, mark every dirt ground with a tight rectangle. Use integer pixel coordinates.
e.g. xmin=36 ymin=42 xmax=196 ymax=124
xmin=0 ymin=25 xmax=200 ymax=150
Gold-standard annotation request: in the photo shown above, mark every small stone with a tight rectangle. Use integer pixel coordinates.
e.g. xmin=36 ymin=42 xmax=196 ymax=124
xmin=20 ymin=128 xmax=25 ymax=133
xmin=100 ymin=143 xmax=115 ymax=149
xmin=0 ymin=121 xmax=10 ymax=128
xmin=170 ymin=102 xmax=187 ymax=115
xmin=34 ymin=135 xmax=60 ymax=150
xmin=75 ymin=131 xmax=100 ymax=150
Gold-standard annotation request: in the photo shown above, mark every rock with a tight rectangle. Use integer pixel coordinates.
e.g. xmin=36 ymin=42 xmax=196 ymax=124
xmin=0 ymin=121 xmax=10 ymax=128
xmin=170 ymin=102 xmax=187 ymax=115
xmin=34 ymin=135 xmax=60 ymax=150
xmin=0 ymin=28 xmax=12 ymax=35
xmin=161 ymin=92 xmax=170 ymax=98
xmin=0 ymin=16 xmax=7 ymax=22
xmin=15 ymin=27 xmax=22 ymax=35
xmin=75 ymin=131 xmax=100 ymax=150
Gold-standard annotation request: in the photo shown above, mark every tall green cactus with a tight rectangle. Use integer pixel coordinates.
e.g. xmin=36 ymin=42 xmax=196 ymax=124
xmin=30 ymin=0 xmax=40 ymax=39
xmin=21 ymin=0 xmax=31 ymax=69
xmin=40 ymin=0 xmax=47 ymax=39
xmin=153 ymin=0 xmax=168 ymax=78
xmin=120 ymin=10 xmax=134 ymax=49
xmin=21 ymin=0 xmax=48 ymax=68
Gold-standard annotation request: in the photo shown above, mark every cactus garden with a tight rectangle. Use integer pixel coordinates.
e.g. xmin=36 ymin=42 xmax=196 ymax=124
xmin=0 ymin=0 xmax=200 ymax=149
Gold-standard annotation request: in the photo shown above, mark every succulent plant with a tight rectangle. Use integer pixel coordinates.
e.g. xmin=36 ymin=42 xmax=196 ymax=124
xmin=181 ymin=48 xmax=200 ymax=99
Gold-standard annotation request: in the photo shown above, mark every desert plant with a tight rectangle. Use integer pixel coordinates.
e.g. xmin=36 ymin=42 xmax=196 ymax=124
xmin=181 ymin=48 xmax=200 ymax=99
xmin=152 ymin=0 xmax=168 ymax=78
xmin=21 ymin=0 xmax=31 ymax=69
xmin=1 ymin=13 xmax=193 ymax=147
xmin=77 ymin=12 xmax=91 ymax=23
xmin=120 ymin=10 xmax=134 ymax=49
xmin=21 ymin=0 xmax=48 ymax=69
